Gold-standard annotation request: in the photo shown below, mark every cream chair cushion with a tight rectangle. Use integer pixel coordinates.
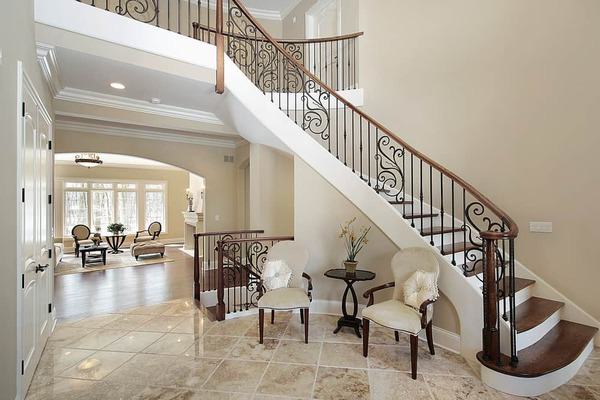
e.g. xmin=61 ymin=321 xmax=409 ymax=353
xmin=78 ymin=239 xmax=94 ymax=246
xmin=135 ymin=235 xmax=154 ymax=243
xmin=262 ymin=260 xmax=293 ymax=291
xmin=403 ymin=270 xmax=439 ymax=310
xmin=362 ymin=299 xmax=432 ymax=335
xmin=265 ymin=241 xmax=309 ymax=289
xmin=258 ymin=287 xmax=310 ymax=310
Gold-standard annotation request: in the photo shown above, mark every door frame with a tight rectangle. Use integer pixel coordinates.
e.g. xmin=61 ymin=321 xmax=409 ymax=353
xmin=305 ymin=0 xmax=342 ymax=39
xmin=16 ymin=61 xmax=55 ymax=400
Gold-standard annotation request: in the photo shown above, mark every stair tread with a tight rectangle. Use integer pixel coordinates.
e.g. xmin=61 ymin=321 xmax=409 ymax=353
xmin=404 ymin=212 xmax=439 ymax=219
xmin=477 ymin=320 xmax=598 ymax=378
xmin=420 ymin=226 xmax=465 ymax=236
xmin=439 ymin=242 xmax=478 ymax=255
xmin=388 ymin=200 xmax=414 ymax=205
xmin=511 ymin=297 xmax=564 ymax=333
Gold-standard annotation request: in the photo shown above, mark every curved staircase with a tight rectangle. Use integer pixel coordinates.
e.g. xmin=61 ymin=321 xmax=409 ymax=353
xmin=47 ymin=0 xmax=598 ymax=396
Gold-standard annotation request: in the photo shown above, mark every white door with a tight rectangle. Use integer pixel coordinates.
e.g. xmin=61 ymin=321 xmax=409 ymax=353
xmin=20 ymin=67 xmax=53 ymax=392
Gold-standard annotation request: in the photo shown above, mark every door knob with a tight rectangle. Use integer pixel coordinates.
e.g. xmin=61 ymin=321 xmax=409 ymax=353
xmin=35 ymin=264 xmax=49 ymax=273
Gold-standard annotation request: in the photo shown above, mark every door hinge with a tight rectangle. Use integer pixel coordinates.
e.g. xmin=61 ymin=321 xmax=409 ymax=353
xmin=48 ymin=194 xmax=52 ymax=204
xmin=21 ymin=274 xmax=24 ymax=289
xmin=21 ymin=360 xmax=24 ymax=375
xmin=21 ymin=188 xmax=25 ymax=203
xmin=48 ymin=303 xmax=52 ymax=313
xmin=48 ymin=248 xmax=52 ymax=259
xmin=22 ymin=102 xmax=25 ymax=117
xmin=48 ymin=140 xmax=52 ymax=150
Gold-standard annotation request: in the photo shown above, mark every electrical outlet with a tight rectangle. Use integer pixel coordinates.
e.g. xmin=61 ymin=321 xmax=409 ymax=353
xmin=529 ymin=222 xmax=552 ymax=233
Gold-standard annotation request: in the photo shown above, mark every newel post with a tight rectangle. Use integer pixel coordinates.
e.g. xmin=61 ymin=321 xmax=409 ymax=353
xmin=481 ymin=235 xmax=500 ymax=364
xmin=193 ymin=234 xmax=200 ymax=300
xmin=216 ymin=240 xmax=226 ymax=320
xmin=215 ymin=0 xmax=225 ymax=94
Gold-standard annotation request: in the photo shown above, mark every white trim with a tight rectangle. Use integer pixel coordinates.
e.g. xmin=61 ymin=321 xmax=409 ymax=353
xmin=55 ymin=119 xmax=238 ymax=149
xmin=305 ymin=0 xmax=342 ymax=39
xmin=280 ymin=0 xmax=303 ymax=20
xmin=36 ymin=43 xmax=62 ymax=97
xmin=55 ymin=87 xmax=223 ymax=126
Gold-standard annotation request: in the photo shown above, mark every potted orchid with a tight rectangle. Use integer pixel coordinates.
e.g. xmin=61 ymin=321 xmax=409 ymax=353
xmin=339 ymin=217 xmax=371 ymax=274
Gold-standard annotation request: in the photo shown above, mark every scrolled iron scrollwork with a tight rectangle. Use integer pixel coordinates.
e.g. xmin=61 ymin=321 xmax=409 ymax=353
xmin=114 ymin=0 xmax=158 ymax=24
xmin=300 ymin=79 xmax=331 ymax=140
xmin=374 ymin=135 xmax=406 ymax=203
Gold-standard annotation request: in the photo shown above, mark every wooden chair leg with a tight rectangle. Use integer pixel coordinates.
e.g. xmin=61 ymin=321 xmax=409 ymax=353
xmin=259 ymin=309 xmax=265 ymax=344
xmin=303 ymin=308 xmax=309 ymax=343
xmin=271 ymin=309 xmax=275 ymax=324
xmin=410 ymin=334 xmax=418 ymax=380
xmin=394 ymin=331 xmax=399 ymax=342
xmin=362 ymin=319 xmax=370 ymax=357
xmin=300 ymin=309 xmax=304 ymax=324
xmin=426 ymin=320 xmax=435 ymax=355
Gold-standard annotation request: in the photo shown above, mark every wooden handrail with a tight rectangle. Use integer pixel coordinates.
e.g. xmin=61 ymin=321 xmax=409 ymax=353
xmin=219 ymin=235 xmax=295 ymax=244
xmin=194 ymin=229 xmax=264 ymax=238
xmin=192 ymin=21 xmax=363 ymax=45
xmin=228 ymin=0 xmax=518 ymax=239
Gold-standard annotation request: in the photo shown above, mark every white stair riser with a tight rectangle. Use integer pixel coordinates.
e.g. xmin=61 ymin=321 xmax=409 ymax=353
xmin=515 ymin=310 xmax=561 ymax=351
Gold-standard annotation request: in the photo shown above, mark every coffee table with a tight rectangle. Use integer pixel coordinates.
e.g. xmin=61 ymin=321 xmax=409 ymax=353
xmin=79 ymin=245 xmax=108 ymax=268
xmin=324 ymin=268 xmax=376 ymax=337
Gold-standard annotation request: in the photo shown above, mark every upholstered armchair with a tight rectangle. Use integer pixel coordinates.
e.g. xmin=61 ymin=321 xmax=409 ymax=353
xmin=257 ymin=241 xmax=313 ymax=344
xmin=134 ymin=221 xmax=162 ymax=243
xmin=362 ymin=247 xmax=440 ymax=379
xmin=71 ymin=224 xmax=93 ymax=257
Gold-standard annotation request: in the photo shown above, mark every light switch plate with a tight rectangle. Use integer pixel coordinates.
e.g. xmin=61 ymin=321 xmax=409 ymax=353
xmin=529 ymin=222 xmax=552 ymax=233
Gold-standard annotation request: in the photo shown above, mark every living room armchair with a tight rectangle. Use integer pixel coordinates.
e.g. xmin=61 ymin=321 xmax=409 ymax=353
xmin=134 ymin=221 xmax=162 ymax=243
xmin=257 ymin=241 xmax=312 ymax=344
xmin=361 ymin=247 xmax=440 ymax=379
xmin=71 ymin=224 xmax=94 ymax=257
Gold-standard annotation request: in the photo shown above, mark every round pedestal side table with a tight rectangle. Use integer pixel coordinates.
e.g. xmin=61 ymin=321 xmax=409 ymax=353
xmin=324 ymin=268 xmax=376 ymax=338
xmin=105 ymin=234 xmax=127 ymax=254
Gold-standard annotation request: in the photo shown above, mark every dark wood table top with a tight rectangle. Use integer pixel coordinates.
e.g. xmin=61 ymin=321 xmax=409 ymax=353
xmin=324 ymin=268 xmax=376 ymax=281
xmin=80 ymin=245 xmax=109 ymax=252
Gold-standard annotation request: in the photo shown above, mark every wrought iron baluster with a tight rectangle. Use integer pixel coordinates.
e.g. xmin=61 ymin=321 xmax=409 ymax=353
xmin=451 ymin=180 xmax=456 ymax=265
xmin=440 ymin=172 xmax=444 ymax=252
xmin=429 ymin=165 xmax=434 ymax=246
xmin=419 ymin=159 xmax=424 ymax=232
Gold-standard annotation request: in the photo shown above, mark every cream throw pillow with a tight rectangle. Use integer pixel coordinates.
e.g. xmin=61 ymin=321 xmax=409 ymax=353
xmin=403 ymin=270 xmax=439 ymax=310
xmin=262 ymin=260 xmax=293 ymax=291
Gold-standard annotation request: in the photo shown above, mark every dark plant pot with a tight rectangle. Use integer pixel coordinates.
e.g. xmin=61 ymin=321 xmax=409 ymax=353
xmin=344 ymin=260 xmax=358 ymax=274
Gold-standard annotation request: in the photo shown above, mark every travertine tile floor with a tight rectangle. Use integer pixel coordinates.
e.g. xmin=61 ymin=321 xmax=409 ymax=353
xmin=26 ymin=298 xmax=600 ymax=399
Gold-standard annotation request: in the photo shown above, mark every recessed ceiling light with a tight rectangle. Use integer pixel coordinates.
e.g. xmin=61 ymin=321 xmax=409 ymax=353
xmin=150 ymin=97 xmax=161 ymax=104
xmin=110 ymin=82 xmax=125 ymax=90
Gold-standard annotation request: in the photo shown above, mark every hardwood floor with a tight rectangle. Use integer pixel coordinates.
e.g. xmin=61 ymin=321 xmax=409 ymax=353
xmin=54 ymin=245 xmax=195 ymax=321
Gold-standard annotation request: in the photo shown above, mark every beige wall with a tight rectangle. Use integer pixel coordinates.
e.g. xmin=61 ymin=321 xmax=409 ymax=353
xmin=0 ymin=0 xmax=54 ymax=397
xmin=282 ymin=0 xmax=359 ymax=39
xmin=54 ymin=164 xmax=190 ymax=247
xmin=249 ymin=144 xmax=294 ymax=236
xmin=55 ymin=130 xmax=238 ymax=233
xmin=294 ymin=158 xmax=460 ymax=333
xmin=358 ymin=0 xmax=600 ymax=320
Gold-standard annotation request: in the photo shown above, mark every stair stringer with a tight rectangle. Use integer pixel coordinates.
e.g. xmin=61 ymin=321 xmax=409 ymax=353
xmin=214 ymin=56 xmax=485 ymax=367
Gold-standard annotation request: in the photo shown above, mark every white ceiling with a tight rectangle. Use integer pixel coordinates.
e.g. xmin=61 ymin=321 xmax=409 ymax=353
xmin=55 ymin=153 xmax=180 ymax=170
xmin=55 ymin=47 xmax=217 ymax=112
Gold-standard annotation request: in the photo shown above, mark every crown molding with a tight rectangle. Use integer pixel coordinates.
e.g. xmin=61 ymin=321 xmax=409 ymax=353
xmin=56 ymin=119 xmax=239 ymax=148
xmin=56 ymin=87 xmax=223 ymax=126
xmin=36 ymin=43 xmax=63 ymax=97
xmin=55 ymin=159 xmax=180 ymax=171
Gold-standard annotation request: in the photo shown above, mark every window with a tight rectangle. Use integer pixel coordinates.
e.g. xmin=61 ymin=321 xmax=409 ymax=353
xmin=145 ymin=191 xmax=165 ymax=227
xmin=62 ymin=179 xmax=166 ymax=236
xmin=64 ymin=191 xmax=88 ymax=235
xmin=117 ymin=191 xmax=137 ymax=232
xmin=91 ymin=190 xmax=113 ymax=231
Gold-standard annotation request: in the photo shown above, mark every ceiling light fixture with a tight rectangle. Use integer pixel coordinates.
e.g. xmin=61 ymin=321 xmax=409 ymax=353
xmin=75 ymin=153 xmax=103 ymax=168
xmin=110 ymin=82 xmax=126 ymax=90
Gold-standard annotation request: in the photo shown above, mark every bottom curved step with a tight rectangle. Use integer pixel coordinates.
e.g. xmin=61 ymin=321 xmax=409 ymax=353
xmin=478 ymin=320 xmax=597 ymax=396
